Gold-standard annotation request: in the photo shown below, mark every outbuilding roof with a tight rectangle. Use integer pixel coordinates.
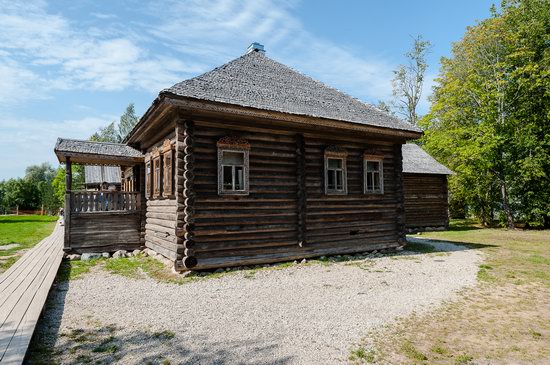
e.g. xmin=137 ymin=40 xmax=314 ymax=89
xmin=402 ymin=143 xmax=454 ymax=175
xmin=54 ymin=138 xmax=144 ymax=165
xmin=84 ymin=166 xmax=121 ymax=185
xmin=162 ymin=48 xmax=421 ymax=134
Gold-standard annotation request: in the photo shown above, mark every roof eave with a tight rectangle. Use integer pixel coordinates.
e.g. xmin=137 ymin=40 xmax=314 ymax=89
xmin=162 ymin=94 xmax=423 ymax=140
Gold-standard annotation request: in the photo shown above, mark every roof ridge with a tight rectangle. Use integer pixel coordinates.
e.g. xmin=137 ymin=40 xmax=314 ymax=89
xmin=159 ymin=49 xmax=422 ymax=134
xmin=58 ymin=137 xmax=133 ymax=147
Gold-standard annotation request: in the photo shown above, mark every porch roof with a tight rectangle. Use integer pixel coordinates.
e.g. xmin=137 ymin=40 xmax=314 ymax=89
xmin=54 ymin=138 xmax=144 ymax=166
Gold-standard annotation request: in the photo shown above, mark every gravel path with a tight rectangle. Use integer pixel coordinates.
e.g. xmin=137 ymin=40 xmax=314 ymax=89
xmin=34 ymin=239 xmax=481 ymax=365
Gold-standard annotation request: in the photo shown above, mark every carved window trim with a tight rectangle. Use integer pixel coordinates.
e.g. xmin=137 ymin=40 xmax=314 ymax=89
xmin=324 ymin=146 xmax=348 ymax=195
xmin=363 ymin=153 xmax=384 ymax=194
xmin=145 ymin=160 xmax=152 ymax=198
xmin=162 ymin=139 xmax=174 ymax=197
xmin=217 ymin=137 xmax=250 ymax=196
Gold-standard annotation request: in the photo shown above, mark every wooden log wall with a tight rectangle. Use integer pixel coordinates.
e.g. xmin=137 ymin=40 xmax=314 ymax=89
xmin=303 ymin=135 xmax=400 ymax=254
xmin=69 ymin=211 xmax=141 ymax=253
xmin=186 ymin=120 xmax=402 ymax=270
xmin=404 ymin=173 xmax=449 ymax=231
xmin=174 ymin=120 xmax=197 ymax=269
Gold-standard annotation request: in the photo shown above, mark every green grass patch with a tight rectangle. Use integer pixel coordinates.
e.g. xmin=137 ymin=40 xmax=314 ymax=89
xmin=417 ymin=220 xmax=550 ymax=287
xmin=91 ymin=336 xmax=118 ymax=354
xmin=349 ymin=346 xmax=375 ymax=363
xmin=152 ymin=330 xmax=175 ymax=341
xmin=104 ymin=256 xmax=165 ymax=279
xmin=454 ymin=353 xmax=474 ymax=364
xmin=0 ymin=215 xmax=57 ymax=273
xmin=58 ymin=259 xmax=104 ymax=281
xmin=400 ymin=340 xmax=427 ymax=362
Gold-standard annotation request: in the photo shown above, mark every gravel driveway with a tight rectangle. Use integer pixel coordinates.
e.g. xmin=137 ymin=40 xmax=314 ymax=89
xmin=33 ymin=239 xmax=481 ymax=365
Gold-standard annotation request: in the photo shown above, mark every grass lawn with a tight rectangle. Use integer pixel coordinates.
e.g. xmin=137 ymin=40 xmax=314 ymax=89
xmin=350 ymin=219 xmax=550 ymax=364
xmin=0 ymin=215 xmax=58 ymax=273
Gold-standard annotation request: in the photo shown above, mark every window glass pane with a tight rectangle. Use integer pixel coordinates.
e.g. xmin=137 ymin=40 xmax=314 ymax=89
xmin=367 ymin=161 xmax=379 ymax=172
xmin=327 ymin=170 xmax=336 ymax=190
xmin=367 ymin=173 xmax=373 ymax=190
xmin=328 ymin=158 xmax=342 ymax=169
xmin=222 ymin=151 xmax=244 ymax=165
xmin=235 ymin=166 xmax=244 ymax=190
xmin=223 ymin=166 xmax=233 ymax=189
xmin=336 ymin=170 xmax=343 ymax=190
xmin=374 ymin=172 xmax=380 ymax=190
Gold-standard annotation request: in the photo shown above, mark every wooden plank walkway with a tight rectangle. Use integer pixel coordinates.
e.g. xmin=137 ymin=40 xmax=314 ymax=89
xmin=0 ymin=222 xmax=64 ymax=365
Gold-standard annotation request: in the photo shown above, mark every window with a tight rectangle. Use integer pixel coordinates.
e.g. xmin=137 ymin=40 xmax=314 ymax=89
xmin=145 ymin=161 xmax=151 ymax=198
xmin=217 ymin=136 xmax=250 ymax=196
xmin=163 ymin=150 xmax=173 ymax=197
xmin=153 ymin=156 xmax=161 ymax=197
xmin=219 ymin=150 xmax=247 ymax=194
xmin=325 ymin=157 xmax=347 ymax=194
xmin=364 ymin=159 xmax=384 ymax=194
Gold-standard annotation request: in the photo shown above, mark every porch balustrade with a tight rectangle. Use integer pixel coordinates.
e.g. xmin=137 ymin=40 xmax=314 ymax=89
xmin=70 ymin=191 xmax=141 ymax=212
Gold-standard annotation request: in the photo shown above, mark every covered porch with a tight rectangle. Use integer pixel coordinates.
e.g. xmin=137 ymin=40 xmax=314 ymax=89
xmin=54 ymin=138 xmax=146 ymax=253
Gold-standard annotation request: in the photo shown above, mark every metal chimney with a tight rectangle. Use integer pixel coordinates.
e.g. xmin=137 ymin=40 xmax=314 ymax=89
xmin=246 ymin=42 xmax=265 ymax=54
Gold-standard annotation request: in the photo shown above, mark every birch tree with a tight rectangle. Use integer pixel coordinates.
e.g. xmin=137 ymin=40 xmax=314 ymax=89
xmin=392 ymin=36 xmax=431 ymax=125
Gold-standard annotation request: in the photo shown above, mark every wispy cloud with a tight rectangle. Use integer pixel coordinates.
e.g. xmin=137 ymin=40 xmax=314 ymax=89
xmin=0 ymin=115 xmax=114 ymax=178
xmin=0 ymin=0 xmax=205 ymax=104
xmin=0 ymin=0 xmax=436 ymax=179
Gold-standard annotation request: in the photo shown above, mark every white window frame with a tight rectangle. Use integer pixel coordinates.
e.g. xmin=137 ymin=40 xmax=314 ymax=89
xmin=218 ymin=148 xmax=249 ymax=196
xmin=364 ymin=158 xmax=384 ymax=194
xmin=325 ymin=156 xmax=347 ymax=195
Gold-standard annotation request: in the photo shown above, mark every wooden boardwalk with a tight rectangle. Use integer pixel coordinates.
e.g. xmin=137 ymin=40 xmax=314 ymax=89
xmin=0 ymin=222 xmax=64 ymax=364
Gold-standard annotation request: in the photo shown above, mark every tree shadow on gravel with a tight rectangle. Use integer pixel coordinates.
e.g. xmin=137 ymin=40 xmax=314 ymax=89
xmin=26 ymin=278 xmax=293 ymax=365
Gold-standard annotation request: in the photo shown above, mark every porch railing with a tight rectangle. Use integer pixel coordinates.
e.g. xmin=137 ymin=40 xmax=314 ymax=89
xmin=70 ymin=191 xmax=141 ymax=213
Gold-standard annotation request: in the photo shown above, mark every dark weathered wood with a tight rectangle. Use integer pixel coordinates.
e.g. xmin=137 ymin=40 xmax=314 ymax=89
xmin=174 ymin=119 xmax=197 ymax=270
xmin=394 ymin=144 xmax=405 ymax=245
xmin=404 ymin=173 xmax=449 ymax=232
xmin=68 ymin=211 xmax=141 ymax=253
xmin=64 ymin=157 xmax=72 ymax=250
xmin=296 ymin=133 xmax=307 ymax=246
xmin=71 ymin=191 xmax=140 ymax=212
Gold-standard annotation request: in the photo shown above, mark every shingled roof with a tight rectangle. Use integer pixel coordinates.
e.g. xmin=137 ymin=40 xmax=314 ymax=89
xmin=54 ymin=138 xmax=143 ymax=165
xmin=402 ymin=143 xmax=453 ymax=175
xmin=162 ymin=48 xmax=421 ymax=134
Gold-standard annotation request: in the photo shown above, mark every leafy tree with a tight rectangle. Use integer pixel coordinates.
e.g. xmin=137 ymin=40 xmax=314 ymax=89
xmin=90 ymin=121 xmax=119 ymax=143
xmin=89 ymin=103 xmax=140 ymax=143
xmin=118 ymin=103 xmax=139 ymax=141
xmin=51 ymin=167 xmax=66 ymax=207
xmin=392 ymin=35 xmax=432 ymax=125
xmin=0 ymin=178 xmax=41 ymax=211
xmin=24 ymin=163 xmax=59 ymax=214
xmin=421 ymin=0 xmax=550 ymax=228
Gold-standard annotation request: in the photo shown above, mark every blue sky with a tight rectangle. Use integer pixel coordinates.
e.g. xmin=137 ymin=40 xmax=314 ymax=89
xmin=0 ymin=0 xmax=495 ymax=180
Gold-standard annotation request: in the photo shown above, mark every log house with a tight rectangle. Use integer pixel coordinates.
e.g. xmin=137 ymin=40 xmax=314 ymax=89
xmin=55 ymin=43 xmax=432 ymax=271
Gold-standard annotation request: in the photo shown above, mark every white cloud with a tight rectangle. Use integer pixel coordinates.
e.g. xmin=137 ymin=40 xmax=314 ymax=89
xmin=0 ymin=115 xmax=115 ymax=179
xmin=0 ymin=0 xmax=437 ymax=180
xmin=0 ymin=0 xmax=205 ymax=104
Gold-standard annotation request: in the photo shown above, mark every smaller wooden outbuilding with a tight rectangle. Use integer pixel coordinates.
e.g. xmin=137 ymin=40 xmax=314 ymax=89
xmin=402 ymin=143 xmax=453 ymax=232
